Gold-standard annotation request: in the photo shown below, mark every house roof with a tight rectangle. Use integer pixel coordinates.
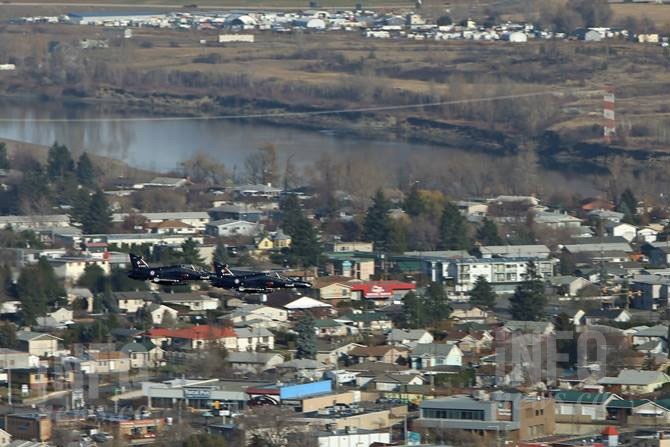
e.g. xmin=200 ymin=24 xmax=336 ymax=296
xmin=503 ymin=321 xmax=553 ymax=333
xmin=145 ymin=220 xmax=193 ymax=229
xmin=284 ymin=296 xmax=332 ymax=310
xmin=349 ymin=345 xmax=407 ymax=357
xmin=227 ymin=351 xmax=282 ymax=364
xmin=598 ymin=369 xmax=670 ymax=386
xmin=340 ymin=312 xmax=390 ymax=323
xmin=387 ymin=329 xmax=430 ymax=342
xmin=277 ymin=359 xmax=326 ymax=369
xmin=553 ymin=391 xmax=617 ymax=405
xmin=634 ymin=324 xmax=668 ymax=338
xmin=311 ymin=276 xmax=352 ymax=289
xmin=148 ymin=325 xmax=236 ymax=340
xmin=585 ymin=309 xmax=628 ymax=319
xmin=17 ymin=331 xmax=62 ymax=342
xmin=411 ymin=343 xmax=460 ymax=357
xmin=606 ymin=399 xmax=654 ymax=409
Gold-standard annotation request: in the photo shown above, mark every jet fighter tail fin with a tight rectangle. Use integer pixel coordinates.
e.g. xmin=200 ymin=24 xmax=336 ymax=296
xmin=213 ymin=262 xmax=234 ymax=277
xmin=129 ymin=253 xmax=149 ymax=270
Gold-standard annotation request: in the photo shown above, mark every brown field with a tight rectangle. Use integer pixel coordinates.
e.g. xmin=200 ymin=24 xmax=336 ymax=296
xmin=612 ymin=3 xmax=670 ymax=30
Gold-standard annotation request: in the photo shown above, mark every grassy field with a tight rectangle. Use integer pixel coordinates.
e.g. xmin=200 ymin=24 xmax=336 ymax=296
xmin=612 ymin=3 xmax=670 ymax=29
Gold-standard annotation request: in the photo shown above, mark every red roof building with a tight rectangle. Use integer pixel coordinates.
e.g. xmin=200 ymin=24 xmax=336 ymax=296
xmin=146 ymin=325 xmax=236 ymax=351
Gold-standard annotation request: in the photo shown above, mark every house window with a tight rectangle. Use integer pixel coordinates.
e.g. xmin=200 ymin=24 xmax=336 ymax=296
xmin=341 ymin=289 xmax=349 ymax=296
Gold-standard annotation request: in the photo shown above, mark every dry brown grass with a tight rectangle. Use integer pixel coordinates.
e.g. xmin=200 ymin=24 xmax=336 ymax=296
xmin=612 ymin=3 xmax=670 ymax=30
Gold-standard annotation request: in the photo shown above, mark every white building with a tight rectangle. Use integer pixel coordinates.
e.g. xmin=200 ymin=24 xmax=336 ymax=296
xmin=205 ymin=219 xmax=261 ymax=237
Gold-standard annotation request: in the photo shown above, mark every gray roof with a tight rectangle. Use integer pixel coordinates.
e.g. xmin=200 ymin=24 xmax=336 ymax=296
xmin=277 ymin=359 xmax=326 ymax=369
xmin=17 ymin=331 xmax=62 ymax=342
xmin=598 ymin=369 xmax=670 ymax=386
xmin=388 ymin=329 xmax=430 ymax=342
xmin=562 ymin=237 xmax=632 ymax=253
xmin=504 ymin=321 xmax=553 ymax=333
xmin=234 ymin=327 xmax=274 ymax=338
xmin=227 ymin=351 xmax=282 ymax=364
xmin=634 ymin=324 xmax=668 ymax=338
xmin=209 ymin=205 xmax=262 ymax=214
xmin=411 ymin=343 xmax=459 ymax=357
xmin=480 ymin=244 xmax=550 ymax=258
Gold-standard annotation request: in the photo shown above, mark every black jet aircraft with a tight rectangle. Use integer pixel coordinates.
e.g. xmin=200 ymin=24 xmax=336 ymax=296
xmin=127 ymin=254 xmax=210 ymax=285
xmin=210 ymin=262 xmax=312 ymax=293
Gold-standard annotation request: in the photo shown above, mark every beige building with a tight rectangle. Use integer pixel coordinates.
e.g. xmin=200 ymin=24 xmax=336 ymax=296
xmin=16 ymin=332 xmax=62 ymax=358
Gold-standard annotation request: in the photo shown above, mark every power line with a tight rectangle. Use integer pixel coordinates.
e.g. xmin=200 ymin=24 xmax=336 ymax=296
xmin=0 ymin=90 xmax=591 ymax=124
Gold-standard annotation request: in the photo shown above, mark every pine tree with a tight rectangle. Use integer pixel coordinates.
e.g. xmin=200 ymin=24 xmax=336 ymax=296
xmin=17 ymin=257 xmax=65 ymax=324
xmin=0 ymin=322 xmax=17 ymax=349
xmin=181 ymin=238 xmax=205 ymax=265
xmin=281 ymin=195 xmax=321 ymax=267
xmin=0 ymin=142 xmax=9 ymax=170
xmin=47 ymin=142 xmax=74 ymax=180
xmin=403 ymin=182 xmax=424 ymax=216
xmin=509 ymin=261 xmax=547 ymax=321
xmin=387 ymin=220 xmax=408 ymax=254
xmin=295 ymin=312 xmax=316 ymax=359
xmin=439 ymin=202 xmax=470 ymax=250
xmin=469 ymin=276 xmax=496 ymax=310
xmin=617 ymin=188 xmax=638 ymax=224
xmin=476 ymin=218 xmax=503 ymax=246
xmin=69 ymin=188 xmax=91 ymax=226
xmin=401 ymin=291 xmax=425 ymax=329
xmin=76 ymin=152 xmax=96 ymax=187
xmin=213 ymin=239 xmax=229 ymax=265
xmin=77 ymin=264 xmax=107 ymax=294
xmin=363 ymin=189 xmax=392 ymax=251
xmin=425 ymin=282 xmax=451 ymax=324
xmin=82 ymin=189 xmax=112 ymax=234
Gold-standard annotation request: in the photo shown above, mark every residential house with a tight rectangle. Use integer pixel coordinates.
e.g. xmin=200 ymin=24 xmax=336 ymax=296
xmin=632 ymin=325 xmax=668 ymax=346
xmin=227 ymin=352 xmax=284 ymax=372
xmin=161 ymin=293 xmax=220 ymax=312
xmin=140 ymin=177 xmax=189 ymax=188
xmin=167 ymin=325 xmax=238 ymax=351
xmin=315 ymin=341 xmax=365 ymax=365
xmin=348 ymin=345 xmax=409 ymax=365
xmin=549 ymin=276 xmax=593 ymax=297
xmin=607 ymin=399 xmax=670 ymax=426
xmin=598 ymin=369 xmax=670 ymax=394
xmin=582 ymin=309 xmax=631 ymax=326
xmin=450 ymin=304 xmax=489 ymax=324
xmin=372 ymin=373 xmax=425 ymax=391
xmin=631 ymin=275 xmax=670 ymax=309
xmin=314 ymin=319 xmax=351 ymax=338
xmin=49 ymin=256 xmax=111 ymax=283
xmin=638 ymin=227 xmax=659 ymax=243
xmin=35 ymin=308 xmax=74 ymax=329
xmin=86 ymin=351 xmax=131 ymax=374
xmin=115 ymin=292 xmax=152 ymax=314
xmin=553 ymin=391 xmax=621 ymax=422
xmin=233 ymin=183 xmax=282 ymax=199
xmin=0 ymin=349 xmax=37 ymax=370
xmin=311 ymin=277 xmax=353 ymax=304
xmin=112 ymin=212 xmax=210 ymax=232
xmin=534 ymin=211 xmax=582 ymax=230
xmin=255 ymin=230 xmax=291 ymax=250
xmin=205 ymin=219 xmax=261 ymax=237
xmin=147 ymin=304 xmax=179 ymax=326
xmin=605 ymin=222 xmax=637 ymax=243
xmin=144 ymin=220 xmax=196 ymax=235
xmin=66 ymin=287 xmax=94 ymax=313
xmin=642 ymin=241 xmax=670 ymax=266
xmin=208 ymin=205 xmax=263 ymax=223
xmin=562 ymin=237 xmax=632 ymax=255
xmin=336 ymin=312 xmax=393 ymax=332
xmin=447 ymin=331 xmax=493 ymax=354
xmin=16 ymin=332 xmax=62 ymax=358
xmin=234 ymin=327 xmax=275 ymax=351
xmin=410 ymin=343 xmax=463 ymax=369
xmin=386 ymin=329 xmax=434 ymax=348
xmin=120 ymin=342 xmax=164 ymax=369
xmin=502 ymin=321 xmax=555 ymax=336
xmin=324 ymin=241 xmax=374 ymax=253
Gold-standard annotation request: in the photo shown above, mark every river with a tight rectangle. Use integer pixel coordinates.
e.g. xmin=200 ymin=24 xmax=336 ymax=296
xmin=0 ymin=98 xmax=599 ymax=194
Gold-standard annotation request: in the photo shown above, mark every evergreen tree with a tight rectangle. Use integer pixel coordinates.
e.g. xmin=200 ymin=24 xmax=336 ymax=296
xmin=281 ymin=195 xmax=321 ymax=267
xmin=77 ymin=264 xmax=107 ymax=294
xmin=476 ymin=218 xmax=503 ymax=246
xmin=554 ymin=312 xmax=577 ymax=366
xmin=0 ymin=322 xmax=17 ymax=349
xmin=617 ymin=188 xmax=638 ymax=224
xmin=181 ymin=238 xmax=205 ymax=265
xmin=82 ymin=189 xmax=112 ymax=234
xmin=401 ymin=291 xmax=425 ymax=329
xmin=279 ymin=194 xmax=302 ymax=235
xmin=18 ymin=159 xmax=51 ymax=208
xmin=425 ymin=282 xmax=451 ymax=323
xmin=70 ymin=188 xmax=91 ymax=227
xmin=0 ymin=142 xmax=9 ymax=170
xmin=363 ymin=189 xmax=392 ymax=251
xmin=47 ymin=142 xmax=74 ymax=180
xmin=213 ymin=239 xmax=229 ymax=265
xmin=439 ymin=202 xmax=470 ymax=250
xmin=509 ymin=261 xmax=547 ymax=321
xmin=559 ymin=251 xmax=576 ymax=276
xmin=403 ymin=182 xmax=424 ymax=217
xmin=17 ymin=257 xmax=65 ymax=324
xmin=469 ymin=276 xmax=496 ymax=310
xmin=295 ymin=312 xmax=316 ymax=359
xmin=76 ymin=152 xmax=96 ymax=187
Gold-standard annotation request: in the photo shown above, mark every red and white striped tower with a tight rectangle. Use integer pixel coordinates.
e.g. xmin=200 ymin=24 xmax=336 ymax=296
xmin=603 ymin=85 xmax=616 ymax=144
